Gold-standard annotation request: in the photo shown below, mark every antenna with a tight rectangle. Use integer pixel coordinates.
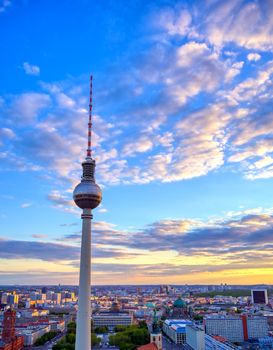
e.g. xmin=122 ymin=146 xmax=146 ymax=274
xmin=87 ymin=75 xmax=93 ymax=158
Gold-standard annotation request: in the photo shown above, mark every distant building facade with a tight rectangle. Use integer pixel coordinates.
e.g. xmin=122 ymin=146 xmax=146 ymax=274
xmin=163 ymin=319 xmax=193 ymax=344
xmin=18 ymin=325 xmax=51 ymax=346
xmin=186 ymin=324 xmax=205 ymax=350
xmin=92 ymin=312 xmax=133 ymax=329
xmin=204 ymin=315 xmax=268 ymax=342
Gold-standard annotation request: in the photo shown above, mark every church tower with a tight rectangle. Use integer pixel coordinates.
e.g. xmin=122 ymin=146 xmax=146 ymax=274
xmin=150 ymin=309 xmax=162 ymax=350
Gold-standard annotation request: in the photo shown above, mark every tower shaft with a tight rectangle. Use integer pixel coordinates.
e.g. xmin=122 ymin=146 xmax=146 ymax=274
xmin=73 ymin=76 xmax=102 ymax=350
xmin=75 ymin=208 xmax=92 ymax=350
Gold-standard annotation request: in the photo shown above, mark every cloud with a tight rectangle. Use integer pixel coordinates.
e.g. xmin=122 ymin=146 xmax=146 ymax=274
xmin=0 ymin=0 xmax=11 ymax=13
xmin=21 ymin=203 xmax=32 ymax=208
xmin=7 ymin=93 xmax=51 ymax=123
xmin=204 ymin=0 xmax=273 ymax=51
xmin=47 ymin=190 xmax=78 ymax=214
xmin=1 ymin=210 xmax=273 ymax=283
xmin=60 ymin=222 xmax=79 ymax=227
xmin=0 ymin=127 xmax=15 ymax=139
xmin=247 ymin=53 xmax=261 ymax=62
xmin=156 ymin=7 xmax=192 ymax=37
xmin=22 ymin=62 xmax=40 ymax=76
xmin=1 ymin=0 xmax=273 ymax=218
xmin=122 ymin=135 xmax=153 ymax=157
xmin=32 ymin=234 xmax=47 ymax=239
xmin=97 ymin=207 xmax=108 ymax=213
xmin=0 ymin=238 xmax=79 ymax=261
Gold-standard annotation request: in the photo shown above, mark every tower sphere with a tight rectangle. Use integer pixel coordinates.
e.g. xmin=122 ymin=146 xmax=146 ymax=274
xmin=73 ymin=180 xmax=102 ymax=209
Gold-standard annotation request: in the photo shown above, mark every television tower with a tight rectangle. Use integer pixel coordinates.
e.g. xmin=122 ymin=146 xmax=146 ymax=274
xmin=73 ymin=75 xmax=102 ymax=350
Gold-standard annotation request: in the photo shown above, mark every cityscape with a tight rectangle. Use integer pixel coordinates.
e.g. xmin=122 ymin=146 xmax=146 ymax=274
xmin=1 ymin=0 xmax=273 ymax=349
xmin=0 ymin=284 xmax=273 ymax=350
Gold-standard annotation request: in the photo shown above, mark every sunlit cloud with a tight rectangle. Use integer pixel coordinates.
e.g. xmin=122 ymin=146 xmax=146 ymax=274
xmin=22 ymin=62 xmax=40 ymax=76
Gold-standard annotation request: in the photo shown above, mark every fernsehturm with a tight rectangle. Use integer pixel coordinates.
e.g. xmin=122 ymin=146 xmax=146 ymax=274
xmin=73 ymin=75 xmax=102 ymax=350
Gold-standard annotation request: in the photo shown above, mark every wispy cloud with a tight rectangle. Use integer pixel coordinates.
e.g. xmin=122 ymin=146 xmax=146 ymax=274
xmin=0 ymin=0 xmax=11 ymax=13
xmin=247 ymin=53 xmax=261 ymax=62
xmin=22 ymin=62 xmax=40 ymax=76
xmin=21 ymin=203 xmax=32 ymax=208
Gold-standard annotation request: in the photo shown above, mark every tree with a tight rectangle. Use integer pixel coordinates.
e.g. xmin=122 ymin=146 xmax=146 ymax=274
xmin=109 ymin=324 xmax=149 ymax=349
xmin=66 ymin=333 xmax=76 ymax=344
xmin=114 ymin=325 xmax=127 ymax=332
xmin=35 ymin=331 xmax=58 ymax=346
xmin=67 ymin=322 xmax=76 ymax=333
xmin=94 ymin=326 xmax=108 ymax=334
xmin=91 ymin=333 xmax=101 ymax=346
xmin=138 ymin=320 xmax=148 ymax=329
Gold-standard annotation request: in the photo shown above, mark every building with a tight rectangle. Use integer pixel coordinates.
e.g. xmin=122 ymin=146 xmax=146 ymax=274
xmin=258 ymin=336 xmax=273 ymax=349
xmin=49 ymin=320 xmax=65 ymax=332
xmin=251 ymin=289 xmax=268 ymax=305
xmin=205 ymin=335 xmax=239 ymax=350
xmin=171 ymin=297 xmax=188 ymax=318
xmin=0 ymin=310 xmax=24 ymax=350
xmin=73 ymin=75 xmax=102 ymax=350
xmin=5 ymin=295 xmax=19 ymax=307
xmin=246 ymin=315 xmax=268 ymax=339
xmin=204 ymin=315 xmax=268 ymax=342
xmin=2 ymin=310 xmax=16 ymax=342
xmin=186 ymin=324 xmax=205 ymax=350
xmin=18 ymin=325 xmax=51 ymax=346
xmin=163 ymin=319 xmax=193 ymax=344
xmin=92 ymin=312 xmax=133 ymax=330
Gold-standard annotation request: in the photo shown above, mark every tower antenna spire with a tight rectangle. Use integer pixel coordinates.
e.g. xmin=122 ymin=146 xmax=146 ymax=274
xmin=87 ymin=74 xmax=93 ymax=158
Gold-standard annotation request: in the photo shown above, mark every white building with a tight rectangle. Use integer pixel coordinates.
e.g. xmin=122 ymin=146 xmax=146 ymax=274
xmin=92 ymin=312 xmax=133 ymax=329
xmin=19 ymin=325 xmax=51 ymax=346
xmin=163 ymin=319 xmax=193 ymax=344
xmin=204 ymin=315 xmax=268 ymax=342
xmin=247 ymin=316 xmax=268 ymax=339
xmin=205 ymin=316 xmax=244 ymax=342
xmin=186 ymin=324 xmax=205 ymax=350
xmin=205 ymin=334 xmax=239 ymax=350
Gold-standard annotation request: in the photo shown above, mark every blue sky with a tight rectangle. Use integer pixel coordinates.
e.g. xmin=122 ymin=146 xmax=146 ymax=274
xmin=1 ymin=0 xmax=273 ymax=284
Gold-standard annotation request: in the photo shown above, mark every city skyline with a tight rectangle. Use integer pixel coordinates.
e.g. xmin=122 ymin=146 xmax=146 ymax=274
xmin=1 ymin=0 xmax=273 ymax=285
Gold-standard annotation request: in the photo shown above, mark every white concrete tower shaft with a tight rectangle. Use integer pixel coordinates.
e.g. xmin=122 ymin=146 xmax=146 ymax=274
xmin=75 ymin=208 xmax=92 ymax=350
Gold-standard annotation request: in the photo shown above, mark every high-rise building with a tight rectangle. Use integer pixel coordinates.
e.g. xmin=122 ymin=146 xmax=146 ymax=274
xmin=7 ymin=295 xmax=19 ymax=307
xmin=186 ymin=324 xmax=205 ymax=350
xmin=204 ymin=315 xmax=268 ymax=342
xmin=251 ymin=289 xmax=268 ymax=304
xmin=73 ymin=75 xmax=102 ymax=350
xmin=1 ymin=293 xmax=8 ymax=305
